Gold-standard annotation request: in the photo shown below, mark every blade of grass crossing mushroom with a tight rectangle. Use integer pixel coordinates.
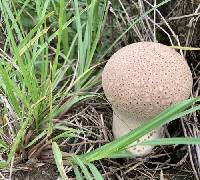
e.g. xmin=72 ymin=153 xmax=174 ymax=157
xmin=168 ymin=104 xmax=200 ymax=122
xmin=109 ymin=138 xmax=200 ymax=157
xmin=79 ymin=97 xmax=200 ymax=163
xmin=52 ymin=142 xmax=68 ymax=180
xmin=140 ymin=138 xmax=200 ymax=146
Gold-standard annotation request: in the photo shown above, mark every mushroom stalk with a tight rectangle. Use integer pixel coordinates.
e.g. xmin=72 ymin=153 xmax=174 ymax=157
xmin=112 ymin=109 xmax=163 ymax=156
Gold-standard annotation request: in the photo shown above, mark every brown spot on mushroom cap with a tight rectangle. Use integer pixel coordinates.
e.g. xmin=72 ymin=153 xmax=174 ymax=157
xmin=102 ymin=42 xmax=193 ymax=123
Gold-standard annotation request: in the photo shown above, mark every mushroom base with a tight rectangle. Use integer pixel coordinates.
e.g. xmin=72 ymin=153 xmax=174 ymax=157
xmin=112 ymin=112 xmax=164 ymax=157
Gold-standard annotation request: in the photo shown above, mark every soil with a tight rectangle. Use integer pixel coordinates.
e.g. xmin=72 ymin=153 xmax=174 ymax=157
xmin=1 ymin=164 xmax=57 ymax=180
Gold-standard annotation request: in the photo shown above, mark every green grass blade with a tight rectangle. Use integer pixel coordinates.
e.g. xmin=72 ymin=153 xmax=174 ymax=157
xmin=0 ymin=161 xmax=8 ymax=169
xmin=7 ymin=96 xmax=46 ymax=162
xmin=24 ymin=130 xmax=47 ymax=148
xmin=52 ymin=0 xmax=65 ymax=79
xmin=38 ymin=3 xmax=94 ymax=56
xmin=140 ymin=138 xmax=200 ymax=145
xmin=72 ymin=65 xmax=97 ymax=88
xmin=87 ymin=163 xmax=104 ymax=180
xmin=53 ymin=65 xmax=70 ymax=90
xmin=85 ymin=0 xmax=107 ymax=70
xmin=0 ymin=63 xmax=23 ymax=115
xmin=106 ymin=151 xmax=134 ymax=159
xmin=0 ymin=139 xmax=8 ymax=150
xmin=82 ymin=0 xmax=96 ymax=71
xmin=13 ymin=0 xmax=31 ymax=26
xmin=62 ymin=2 xmax=69 ymax=57
xmin=72 ymin=156 xmax=92 ymax=180
xmin=73 ymin=165 xmax=84 ymax=180
xmin=1 ymin=0 xmax=23 ymax=41
xmin=10 ymin=1 xmax=27 ymax=38
xmin=19 ymin=28 xmax=49 ymax=56
xmin=73 ymin=0 xmax=84 ymax=78
xmin=7 ymin=117 xmax=30 ymax=163
xmin=18 ymin=11 xmax=54 ymax=49
xmin=45 ymin=95 xmax=95 ymax=123
xmin=78 ymin=0 xmax=107 ymax=89
xmin=52 ymin=128 xmax=77 ymax=141
xmin=52 ymin=142 xmax=68 ymax=180
xmin=40 ymin=0 xmax=51 ymax=20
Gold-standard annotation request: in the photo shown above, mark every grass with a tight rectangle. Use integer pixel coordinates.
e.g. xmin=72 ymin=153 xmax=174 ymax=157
xmin=0 ymin=0 xmax=200 ymax=179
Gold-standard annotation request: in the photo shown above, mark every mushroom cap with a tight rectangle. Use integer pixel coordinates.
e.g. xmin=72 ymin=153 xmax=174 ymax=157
xmin=102 ymin=42 xmax=193 ymax=122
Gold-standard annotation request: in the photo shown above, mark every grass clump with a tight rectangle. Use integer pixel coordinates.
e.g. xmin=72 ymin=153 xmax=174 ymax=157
xmin=0 ymin=0 xmax=107 ymax=170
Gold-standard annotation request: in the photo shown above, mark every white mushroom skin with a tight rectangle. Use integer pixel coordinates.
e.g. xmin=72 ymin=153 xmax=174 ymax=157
xmin=102 ymin=42 xmax=193 ymax=157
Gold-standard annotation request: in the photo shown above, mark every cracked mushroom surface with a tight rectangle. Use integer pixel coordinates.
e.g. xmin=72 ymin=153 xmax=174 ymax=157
xmin=102 ymin=42 xmax=193 ymax=156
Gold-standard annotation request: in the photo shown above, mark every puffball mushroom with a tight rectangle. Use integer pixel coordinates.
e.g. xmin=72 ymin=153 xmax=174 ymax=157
xmin=102 ymin=42 xmax=193 ymax=157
